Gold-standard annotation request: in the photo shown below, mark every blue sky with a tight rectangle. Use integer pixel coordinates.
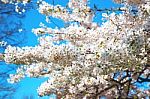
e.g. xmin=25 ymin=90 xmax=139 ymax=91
xmin=7 ymin=0 xmax=124 ymax=99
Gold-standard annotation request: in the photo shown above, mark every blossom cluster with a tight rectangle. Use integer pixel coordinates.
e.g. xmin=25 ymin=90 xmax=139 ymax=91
xmin=1 ymin=0 xmax=30 ymax=4
xmin=0 ymin=41 xmax=7 ymax=46
xmin=38 ymin=0 xmax=93 ymax=23
xmin=3 ymin=0 xmax=150 ymax=98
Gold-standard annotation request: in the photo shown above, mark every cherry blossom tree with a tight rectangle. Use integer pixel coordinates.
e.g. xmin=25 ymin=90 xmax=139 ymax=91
xmin=0 ymin=0 xmax=150 ymax=98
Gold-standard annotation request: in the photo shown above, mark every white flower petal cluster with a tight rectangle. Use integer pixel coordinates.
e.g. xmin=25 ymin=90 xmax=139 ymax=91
xmin=0 ymin=41 xmax=7 ymax=46
xmin=38 ymin=1 xmax=70 ymax=22
xmin=7 ymin=66 xmax=25 ymax=83
xmin=38 ymin=0 xmax=93 ymax=23
xmin=4 ymin=42 xmax=78 ymax=65
xmin=1 ymin=0 xmax=30 ymax=4
xmin=114 ymin=0 xmax=144 ymax=4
